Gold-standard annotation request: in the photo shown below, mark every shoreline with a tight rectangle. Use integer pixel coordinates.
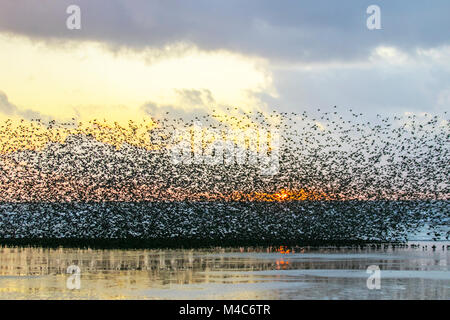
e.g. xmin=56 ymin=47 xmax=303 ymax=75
xmin=0 ymin=238 xmax=430 ymax=250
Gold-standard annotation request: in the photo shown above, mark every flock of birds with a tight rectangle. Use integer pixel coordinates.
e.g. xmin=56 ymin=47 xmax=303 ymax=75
xmin=0 ymin=107 xmax=448 ymax=244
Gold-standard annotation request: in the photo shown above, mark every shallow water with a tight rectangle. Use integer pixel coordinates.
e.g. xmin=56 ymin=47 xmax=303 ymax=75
xmin=0 ymin=242 xmax=448 ymax=299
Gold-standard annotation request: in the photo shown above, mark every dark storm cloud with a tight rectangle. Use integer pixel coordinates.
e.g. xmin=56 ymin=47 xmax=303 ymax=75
xmin=1 ymin=0 xmax=450 ymax=62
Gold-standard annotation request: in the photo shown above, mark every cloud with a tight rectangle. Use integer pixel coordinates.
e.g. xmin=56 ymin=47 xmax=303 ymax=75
xmin=0 ymin=1 xmax=449 ymax=118
xmin=1 ymin=1 xmax=450 ymax=64
xmin=0 ymin=33 xmax=274 ymax=122
xmin=0 ymin=92 xmax=16 ymax=116
xmin=141 ymin=101 xmax=210 ymax=121
xmin=0 ymin=91 xmax=52 ymax=121
xmin=175 ymin=89 xmax=215 ymax=107
xmin=141 ymin=89 xmax=222 ymax=122
xmin=264 ymin=45 xmax=450 ymax=115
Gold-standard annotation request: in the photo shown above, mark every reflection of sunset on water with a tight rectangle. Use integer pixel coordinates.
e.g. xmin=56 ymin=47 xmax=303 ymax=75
xmin=0 ymin=244 xmax=448 ymax=299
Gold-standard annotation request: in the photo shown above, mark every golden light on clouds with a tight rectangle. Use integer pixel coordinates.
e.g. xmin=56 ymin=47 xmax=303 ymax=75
xmin=0 ymin=32 xmax=276 ymax=124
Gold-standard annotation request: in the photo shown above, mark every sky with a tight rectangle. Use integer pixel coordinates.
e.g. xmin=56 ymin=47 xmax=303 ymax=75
xmin=0 ymin=0 xmax=450 ymax=124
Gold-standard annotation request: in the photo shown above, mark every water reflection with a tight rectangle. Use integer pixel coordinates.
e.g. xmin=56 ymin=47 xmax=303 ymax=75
xmin=0 ymin=242 xmax=448 ymax=299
